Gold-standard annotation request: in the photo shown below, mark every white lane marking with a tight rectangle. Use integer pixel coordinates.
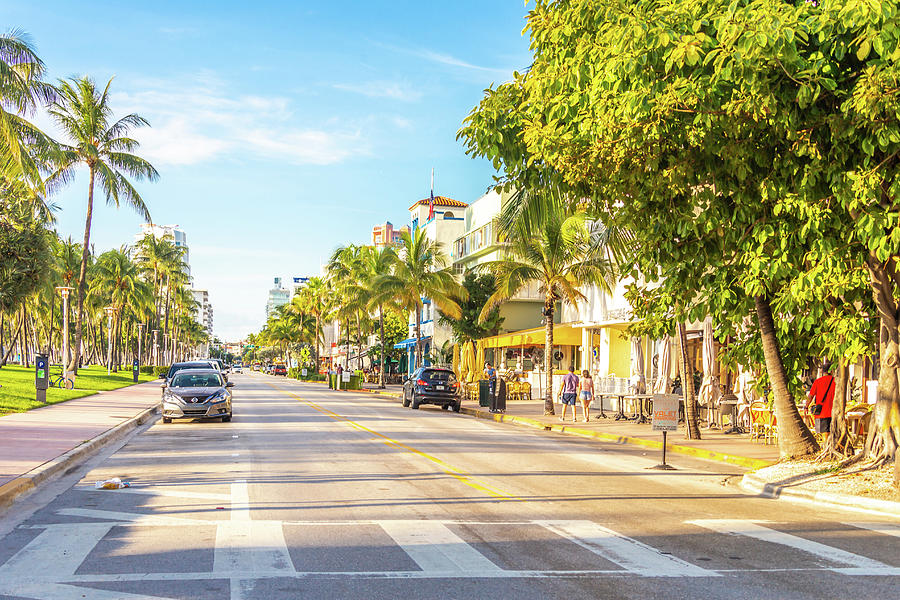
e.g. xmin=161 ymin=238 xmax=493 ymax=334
xmin=688 ymin=519 xmax=893 ymax=573
xmin=232 ymin=435 xmax=239 ymax=438
xmin=73 ymin=485 xmax=230 ymax=501
xmin=56 ymin=508 xmax=210 ymax=526
xmin=9 ymin=582 xmax=166 ymax=600
xmin=213 ymin=481 xmax=294 ymax=576
xmin=538 ymin=520 xmax=715 ymax=577
xmin=232 ymin=453 xmax=240 ymax=457
xmin=0 ymin=523 xmax=113 ymax=581
xmin=377 ymin=520 xmax=501 ymax=573
xmin=845 ymin=522 xmax=900 ymax=538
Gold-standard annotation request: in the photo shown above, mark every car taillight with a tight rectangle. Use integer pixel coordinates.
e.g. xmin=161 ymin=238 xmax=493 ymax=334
xmin=416 ymin=378 xmax=428 ymax=386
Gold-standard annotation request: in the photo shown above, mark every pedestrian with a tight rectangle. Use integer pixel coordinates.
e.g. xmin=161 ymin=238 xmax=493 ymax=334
xmin=557 ymin=365 xmax=579 ymax=422
xmin=803 ymin=362 xmax=835 ymax=443
xmin=579 ymin=370 xmax=594 ymax=422
xmin=484 ymin=361 xmax=497 ymax=398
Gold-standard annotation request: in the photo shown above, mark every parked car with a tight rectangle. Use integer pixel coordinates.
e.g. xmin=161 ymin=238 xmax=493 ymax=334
xmin=251 ymin=363 xmax=261 ymax=371
xmin=273 ymin=364 xmax=287 ymax=376
xmin=402 ymin=367 xmax=461 ymax=411
xmin=161 ymin=368 xmax=233 ymax=423
xmin=165 ymin=361 xmax=219 ymax=384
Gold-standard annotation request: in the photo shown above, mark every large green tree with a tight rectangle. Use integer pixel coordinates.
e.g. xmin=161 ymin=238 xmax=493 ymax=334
xmin=438 ymin=272 xmax=505 ymax=344
xmin=48 ymin=76 xmax=158 ymax=373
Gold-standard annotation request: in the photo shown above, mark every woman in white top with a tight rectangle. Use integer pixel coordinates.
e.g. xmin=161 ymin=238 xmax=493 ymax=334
xmin=580 ymin=370 xmax=594 ymax=422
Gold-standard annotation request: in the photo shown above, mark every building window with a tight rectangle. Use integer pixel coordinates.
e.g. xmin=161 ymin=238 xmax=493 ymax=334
xmin=412 ymin=218 xmax=418 ymax=231
xmin=444 ymin=211 xmax=454 ymax=219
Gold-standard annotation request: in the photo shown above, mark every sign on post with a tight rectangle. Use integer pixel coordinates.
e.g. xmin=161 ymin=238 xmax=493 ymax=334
xmin=301 ymin=368 xmax=308 ymax=377
xmin=341 ymin=372 xmax=351 ymax=383
xmin=649 ymin=393 xmax=679 ymax=470
xmin=651 ymin=394 xmax=679 ymax=431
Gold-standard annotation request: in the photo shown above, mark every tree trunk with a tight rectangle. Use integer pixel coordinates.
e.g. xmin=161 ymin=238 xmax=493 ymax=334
xmin=543 ymin=296 xmax=555 ymax=415
xmin=315 ymin=314 xmax=321 ymax=374
xmin=162 ymin=275 xmax=171 ymax=364
xmin=379 ymin=305 xmax=386 ymax=389
xmin=1 ymin=309 xmax=24 ymax=367
xmin=70 ymin=167 xmax=96 ymax=375
xmin=755 ymin=294 xmax=819 ymax=458
xmin=677 ymin=322 xmax=701 ymax=439
xmin=414 ymin=308 xmax=422 ymax=371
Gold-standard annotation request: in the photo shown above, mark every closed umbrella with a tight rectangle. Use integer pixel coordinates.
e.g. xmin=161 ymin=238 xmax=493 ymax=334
xmin=465 ymin=341 xmax=477 ymax=383
xmin=475 ymin=339 xmax=485 ymax=378
xmin=629 ymin=337 xmax=646 ymax=394
xmin=458 ymin=341 xmax=469 ymax=382
xmin=697 ymin=319 xmax=722 ymax=420
xmin=653 ymin=336 xmax=672 ymax=394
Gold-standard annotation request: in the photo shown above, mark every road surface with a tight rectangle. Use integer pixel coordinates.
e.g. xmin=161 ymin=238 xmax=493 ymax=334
xmin=0 ymin=373 xmax=897 ymax=599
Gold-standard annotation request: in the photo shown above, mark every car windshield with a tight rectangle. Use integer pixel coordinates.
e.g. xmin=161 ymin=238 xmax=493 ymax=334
xmin=171 ymin=372 xmax=222 ymax=388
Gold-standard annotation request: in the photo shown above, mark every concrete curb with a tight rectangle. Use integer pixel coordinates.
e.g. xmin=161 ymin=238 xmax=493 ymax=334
xmin=740 ymin=472 xmax=900 ymax=518
xmin=353 ymin=386 xmax=771 ymax=470
xmin=0 ymin=403 xmax=160 ymax=509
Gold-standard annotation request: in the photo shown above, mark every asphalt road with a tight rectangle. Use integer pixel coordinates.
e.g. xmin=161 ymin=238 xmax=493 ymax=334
xmin=0 ymin=372 xmax=897 ymax=599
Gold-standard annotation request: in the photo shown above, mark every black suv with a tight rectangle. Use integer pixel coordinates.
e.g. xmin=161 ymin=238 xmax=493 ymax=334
xmin=402 ymin=367 xmax=461 ymax=411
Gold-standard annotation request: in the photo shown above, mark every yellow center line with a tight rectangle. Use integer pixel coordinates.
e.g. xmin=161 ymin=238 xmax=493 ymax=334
xmin=265 ymin=380 xmax=520 ymax=501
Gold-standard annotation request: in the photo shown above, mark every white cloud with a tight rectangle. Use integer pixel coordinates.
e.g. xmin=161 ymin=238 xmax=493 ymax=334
xmin=417 ymin=50 xmax=508 ymax=75
xmin=105 ymin=78 xmax=367 ymax=168
xmin=333 ymin=80 xmax=423 ymax=102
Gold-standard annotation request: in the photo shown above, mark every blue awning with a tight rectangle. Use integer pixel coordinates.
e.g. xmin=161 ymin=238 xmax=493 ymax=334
xmin=393 ymin=336 xmax=431 ymax=349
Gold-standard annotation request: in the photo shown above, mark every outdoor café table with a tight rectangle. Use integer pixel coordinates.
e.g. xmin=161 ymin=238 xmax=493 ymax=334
xmin=601 ymin=393 xmax=631 ymax=421
xmin=719 ymin=398 xmax=745 ymax=434
xmin=626 ymin=394 xmax=656 ymax=424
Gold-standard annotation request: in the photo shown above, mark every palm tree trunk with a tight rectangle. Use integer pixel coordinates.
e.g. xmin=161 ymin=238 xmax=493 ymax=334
xmin=414 ymin=307 xmax=422 ymax=371
xmin=754 ymin=294 xmax=819 ymax=458
xmin=356 ymin=312 xmax=362 ymax=372
xmin=677 ymin=322 xmax=701 ymax=439
xmin=315 ymin=314 xmax=320 ymax=373
xmin=70 ymin=167 xmax=96 ymax=374
xmin=543 ymin=296 xmax=555 ymax=415
xmin=1 ymin=309 xmax=23 ymax=367
xmin=378 ymin=305 xmax=386 ymax=389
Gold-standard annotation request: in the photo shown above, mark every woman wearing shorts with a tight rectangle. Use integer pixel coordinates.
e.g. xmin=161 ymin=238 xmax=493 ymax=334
xmin=579 ymin=370 xmax=594 ymax=422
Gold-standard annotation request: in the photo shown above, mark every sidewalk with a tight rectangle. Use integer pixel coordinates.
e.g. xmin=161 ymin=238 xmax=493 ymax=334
xmin=0 ymin=381 xmax=161 ymax=508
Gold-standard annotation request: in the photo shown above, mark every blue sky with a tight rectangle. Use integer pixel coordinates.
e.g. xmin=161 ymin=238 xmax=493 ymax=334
xmin=4 ymin=0 xmax=532 ymax=340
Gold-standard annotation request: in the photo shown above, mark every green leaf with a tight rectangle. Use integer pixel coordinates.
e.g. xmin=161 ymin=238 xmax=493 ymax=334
xmin=857 ymin=40 xmax=871 ymax=61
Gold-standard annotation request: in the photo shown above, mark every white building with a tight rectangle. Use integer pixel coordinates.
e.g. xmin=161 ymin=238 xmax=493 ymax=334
xmin=266 ymin=277 xmax=290 ymax=320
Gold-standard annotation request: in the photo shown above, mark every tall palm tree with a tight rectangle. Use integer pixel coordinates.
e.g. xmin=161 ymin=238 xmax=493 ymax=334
xmin=374 ymin=229 xmax=465 ymax=370
xmin=326 ymin=245 xmax=367 ymax=369
xmin=478 ymin=192 xmax=615 ymax=415
xmin=295 ymin=277 xmax=328 ymax=371
xmin=47 ymin=76 xmax=158 ymax=373
xmin=361 ymin=245 xmax=398 ymax=388
xmin=0 ymin=29 xmax=56 ymax=191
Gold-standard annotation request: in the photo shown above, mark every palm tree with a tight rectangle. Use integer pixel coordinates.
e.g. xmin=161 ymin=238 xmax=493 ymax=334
xmin=326 ymin=245 xmax=368 ymax=370
xmin=0 ymin=29 xmax=56 ymax=191
xmin=478 ymin=192 xmax=615 ymax=415
xmin=47 ymin=76 xmax=158 ymax=373
xmin=295 ymin=277 xmax=328 ymax=372
xmin=374 ymin=229 xmax=465 ymax=370
xmin=361 ymin=246 xmax=398 ymax=388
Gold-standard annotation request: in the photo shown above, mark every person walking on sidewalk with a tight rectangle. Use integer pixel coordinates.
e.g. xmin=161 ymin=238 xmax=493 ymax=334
xmin=484 ymin=361 xmax=497 ymax=399
xmin=804 ymin=363 xmax=835 ymax=444
xmin=579 ymin=370 xmax=594 ymax=422
xmin=558 ymin=365 xmax=579 ymax=422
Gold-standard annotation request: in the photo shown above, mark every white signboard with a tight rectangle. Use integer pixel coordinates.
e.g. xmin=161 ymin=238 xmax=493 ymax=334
xmin=342 ymin=372 xmax=351 ymax=383
xmin=652 ymin=394 xmax=679 ymax=432
xmin=301 ymin=368 xmax=308 ymax=377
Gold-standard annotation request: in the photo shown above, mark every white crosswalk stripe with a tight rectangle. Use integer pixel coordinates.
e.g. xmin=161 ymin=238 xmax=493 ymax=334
xmin=688 ymin=519 xmax=900 ymax=576
xmin=377 ymin=520 xmax=502 ymax=574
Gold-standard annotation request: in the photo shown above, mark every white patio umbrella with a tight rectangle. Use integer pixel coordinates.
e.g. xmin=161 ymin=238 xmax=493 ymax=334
xmin=697 ymin=319 xmax=722 ymax=416
xmin=629 ymin=337 xmax=646 ymax=394
xmin=653 ymin=336 xmax=672 ymax=394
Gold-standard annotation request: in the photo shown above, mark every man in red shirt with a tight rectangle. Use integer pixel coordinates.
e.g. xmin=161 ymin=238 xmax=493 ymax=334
xmin=804 ymin=363 xmax=836 ymax=443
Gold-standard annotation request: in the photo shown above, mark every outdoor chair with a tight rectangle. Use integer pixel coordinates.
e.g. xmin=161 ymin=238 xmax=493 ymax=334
xmin=749 ymin=402 xmax=776 ymax=444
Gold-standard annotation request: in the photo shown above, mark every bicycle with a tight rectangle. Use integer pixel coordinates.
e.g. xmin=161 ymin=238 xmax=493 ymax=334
xmin=49 ymin=369 xmax=75 ymax=390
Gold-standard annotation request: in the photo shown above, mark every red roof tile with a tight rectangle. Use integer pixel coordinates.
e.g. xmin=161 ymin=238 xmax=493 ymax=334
xmin=408 ymin=196 xmax=468 ymax=211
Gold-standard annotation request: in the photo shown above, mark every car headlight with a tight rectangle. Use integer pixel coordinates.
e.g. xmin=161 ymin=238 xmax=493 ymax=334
xmin=209 ymin=390 xmax=228 ymax=403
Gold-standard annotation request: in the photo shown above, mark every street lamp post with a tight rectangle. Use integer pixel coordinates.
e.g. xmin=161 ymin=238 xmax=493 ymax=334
xmin=105 ymin=306 xmax=116 ymax=375
xmin=137 ymin=322 xmax=145 ymax=367
xmin=151 ymin=329 xmax=159 ymax=366
xmin=55 ymin=287 xmax=75 ymax=380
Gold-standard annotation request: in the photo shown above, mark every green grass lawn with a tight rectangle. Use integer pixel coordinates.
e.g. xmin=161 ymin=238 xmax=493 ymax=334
xmin=0 ymin=364 xmax=157 ymax=416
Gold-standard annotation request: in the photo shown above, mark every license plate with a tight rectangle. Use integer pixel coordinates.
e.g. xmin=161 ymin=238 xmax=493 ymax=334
xmin=435 ymin=385 xmax=445 ymax=390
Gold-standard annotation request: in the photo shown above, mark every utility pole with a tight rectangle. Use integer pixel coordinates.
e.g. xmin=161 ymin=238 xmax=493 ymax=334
xmin=56 ymin=287 xmax=74 ymax=383
xmin=105 ymin=306 xmax=116 ymax=375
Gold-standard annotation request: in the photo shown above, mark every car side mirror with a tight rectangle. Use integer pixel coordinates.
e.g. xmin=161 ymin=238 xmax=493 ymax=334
xmin=226 ymin=381 xmax=234 ymax=388
xmin=160 ymin=383 xmax=168 ymax=389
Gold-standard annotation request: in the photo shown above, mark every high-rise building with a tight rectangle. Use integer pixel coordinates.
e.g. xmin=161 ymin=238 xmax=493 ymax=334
xmin=191 ymin=289 xmax=214 ymax=336
xmin=289 ymin=276 xmax=310 ymax=298
xmin=266 ymin=277 xmax=290 ymax=319
xmin=135 ymin=224 xmax=191 ymax=281
xmin=371 ymin=221 xmax=409 ymax=247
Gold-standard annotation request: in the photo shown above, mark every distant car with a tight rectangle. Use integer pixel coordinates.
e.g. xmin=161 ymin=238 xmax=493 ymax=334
xmin=273 ymin=364 xmax=287 ymax=376
xmin=233 ymin=363 xmax=243 ymax=373
xmin=161 ymin=368 xmax=233 ymax=423
xmin=165 ymin=361 xmax=219 ymax=384
xmin=251 ymin=364 xmax=260 ymax=371
xmin=402 ymin=367 xmax=461 ymax=411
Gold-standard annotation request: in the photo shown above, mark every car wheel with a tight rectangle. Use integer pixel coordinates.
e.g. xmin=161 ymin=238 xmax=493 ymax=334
xmin=411 ymin=396 xmax=421 ymax=409
xmin=452 ymin=401 xmax=461 ymax=413
xmin=402 ymin=390 xmax=411 ymax=407
xmin=162 ymin=417 xmax=172 ymax=424
xmin=441 ymin=404 xmax=449 ymax=411
xmin=222 ymin=414 xmax=232 ymax=422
